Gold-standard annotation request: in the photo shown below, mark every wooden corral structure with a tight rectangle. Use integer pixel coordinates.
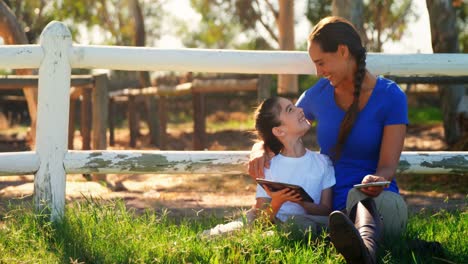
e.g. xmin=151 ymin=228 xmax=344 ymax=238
xmin=109 ymin=77 xmax=269 ymax=150
xmin=0 ymin=74 xmax=109 ymax=150
xmin=0 ymin=21 xmax=466 ymax=221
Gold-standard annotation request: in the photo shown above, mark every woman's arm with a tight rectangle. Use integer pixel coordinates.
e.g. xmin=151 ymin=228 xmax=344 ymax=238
xmin=248 ymin=141 xmax=274 ymax=179
xmin=360 ymin=124 xmax=406 ymax=197
xmin=299 ymin=187 xmax=333 ymax=216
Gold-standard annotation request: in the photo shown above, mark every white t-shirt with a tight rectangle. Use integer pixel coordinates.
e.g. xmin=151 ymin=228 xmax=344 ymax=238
xmin=255 ymin=149 xmax=335 ymax=222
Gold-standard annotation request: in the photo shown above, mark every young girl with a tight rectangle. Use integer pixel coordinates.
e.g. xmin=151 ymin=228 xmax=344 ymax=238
xmin=202 ymin=97 xmax=335 ymax=237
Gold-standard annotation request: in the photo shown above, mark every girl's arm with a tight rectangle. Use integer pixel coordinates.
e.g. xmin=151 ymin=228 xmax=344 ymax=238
xmin=360 ymin=124 xmax=406 ymax=197
xmin=298 ymin=187 xmax=333 ymax=216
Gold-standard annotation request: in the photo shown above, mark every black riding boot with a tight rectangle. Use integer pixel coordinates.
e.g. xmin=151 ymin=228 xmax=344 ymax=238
xmin=329 ymin=197 xmax=383 ymax=264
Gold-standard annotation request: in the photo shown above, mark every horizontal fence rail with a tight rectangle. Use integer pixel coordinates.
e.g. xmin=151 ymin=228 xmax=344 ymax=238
xmin=1 ymin=44 xmax=468 ymax=76
xmin=0 ymin=151 xmax=40 ymax=176
xmin=0 ymin=150 xmax=468 ymax=176
xmin=61 ymin=151 xmax=468 ymax=175
xmin=0 ymin=75 xmax=94 ymax=89
xmin=64 ymin=150 xmax=249 ymax=175
xmin=397 ymin=152 xmax=468 ymax=174
xmin=0 ymin=45 xmax=43 ymax=69
xmin=69 ymin=47 xmax=468 ymax=76
xmin=1 ymin=151 xmax=466 ymax=176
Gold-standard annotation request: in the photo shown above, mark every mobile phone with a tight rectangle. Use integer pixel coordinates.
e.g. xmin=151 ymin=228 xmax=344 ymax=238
xmin=353 ymin=181 xmax=391 ymax=189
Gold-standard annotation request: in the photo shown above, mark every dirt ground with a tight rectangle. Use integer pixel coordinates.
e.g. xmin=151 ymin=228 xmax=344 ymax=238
xmin=0 ymin=121 xmax=466 ymax=219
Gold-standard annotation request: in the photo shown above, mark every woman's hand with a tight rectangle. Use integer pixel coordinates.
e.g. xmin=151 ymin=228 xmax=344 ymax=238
xmin=248 ymin=142 xmax=273 ymax=179
xmin=359 ymin=175 xmax=388 ymax=197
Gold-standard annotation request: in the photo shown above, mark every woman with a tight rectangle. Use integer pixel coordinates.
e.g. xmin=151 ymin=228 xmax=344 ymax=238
xmin=248 ymin=16 xmax=408 ymax=264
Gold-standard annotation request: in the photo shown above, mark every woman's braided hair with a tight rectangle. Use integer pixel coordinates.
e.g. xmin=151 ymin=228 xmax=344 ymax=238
xmin=308 ymin=16 xmax=367 ymax=160
xmin=254 ymin=97 xmax=284 ymax=155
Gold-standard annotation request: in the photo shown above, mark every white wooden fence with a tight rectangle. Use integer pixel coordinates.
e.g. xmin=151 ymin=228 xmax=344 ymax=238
xmin=0 ymin=21 xmax=467 ymax=221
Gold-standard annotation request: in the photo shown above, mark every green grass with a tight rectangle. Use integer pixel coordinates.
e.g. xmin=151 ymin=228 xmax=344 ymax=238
xmin=408 ymin=107 xmax=443 ymax=125
xmin=0 ymin=199 xmax=466 ymax=263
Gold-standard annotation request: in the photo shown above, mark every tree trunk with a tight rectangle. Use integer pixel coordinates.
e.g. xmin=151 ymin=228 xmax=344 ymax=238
xmin=0 ymin=1 xmax=38 ymax=148
xmin=332 ymin=0 xmax=367 ymax=46
xmin=130 ymin=0 xmax=160 ymax=146
xmin=277 ymin=0 xmax=297 ymax=95
xmin=426 ymin=0 xmax=466 ymax=146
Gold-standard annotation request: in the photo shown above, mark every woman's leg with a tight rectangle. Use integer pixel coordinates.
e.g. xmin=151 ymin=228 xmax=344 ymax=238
xmin=329 ymin=198 xmax=382 ymax=264
xmin=346 ymin=188 xmax=408 ymax=237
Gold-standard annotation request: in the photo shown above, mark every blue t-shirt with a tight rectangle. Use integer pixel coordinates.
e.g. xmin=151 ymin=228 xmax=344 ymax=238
xmin=296 ymin=77 xmax=408 ymax=210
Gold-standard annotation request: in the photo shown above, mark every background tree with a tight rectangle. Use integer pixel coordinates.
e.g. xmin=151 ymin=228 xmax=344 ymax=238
xmin=331 ymin=0 xmax=366 ymax=44
xmin=305 ymin=0 xmax=416 ymax=52
xmin=176 ymin=1 xmax=243 ymax=49
xmin=363 ymin=0 xmax=415 ymax=52
xmin=181 ymin=0 xmax=297 ymax=95
xmin=305 ymin=0 xmax=331 ymax=27
xmin=426 ymin=0 xmax=467 ymax=147
xmin=0 ymin=0 xmax=40 ymax=147
xmin=455 ymin=0 xmax=467 ymax=53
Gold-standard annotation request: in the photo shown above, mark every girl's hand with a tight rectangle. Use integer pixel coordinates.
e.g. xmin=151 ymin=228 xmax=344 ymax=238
xmin=359 ymin=175 xmax=388 ymax=197
xmin=265 ymin=187 xmax=302 ymax=206
xmin=248 ymin=142 xmax=274 ymax=179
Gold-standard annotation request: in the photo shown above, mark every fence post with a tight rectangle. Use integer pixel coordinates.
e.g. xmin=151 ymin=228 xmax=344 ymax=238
xmin=257 ymin=75 xmax=272 ymax=103
xmin=68 ymin=97 xmax=76 ymax=149
xmin=192 ymin=91 xmax=206 ymax=150
xmin=108 ymin=97 xmax=115 ymax=146
xmin=81 ymin=88 xmax=92 ymax=150
xmin=128 ymin=95 xmax=138 ymax=148
xmin=158 ymin=95 xmax=167 ymax=150
xmin=92 ymin=73 xmax=109 ymax=150
xmin=34 ymin=21 xmax=72 ymax=221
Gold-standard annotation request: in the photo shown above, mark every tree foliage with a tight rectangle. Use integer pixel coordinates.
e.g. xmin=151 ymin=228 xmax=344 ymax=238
xmin=363 ymin=0 xmax=415 ymax=52
xmin=304 ymin=0 xmax=416 ymax=52
xmin=2 ymin=0 xmax=164 ymax=45
xmin=454 ymin=0 xmax=467 ymax=53
xmin=179 ymin=0 xmax=285 ymax=50
xmin=305 ymin=0 xmax=331 ymax=27
xmin=177 ymin=0 xmax=243 ymax=49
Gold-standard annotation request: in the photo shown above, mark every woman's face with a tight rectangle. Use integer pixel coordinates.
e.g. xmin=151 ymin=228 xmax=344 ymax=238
xmin=308 ymin=41 xmax=349 ymax=87
xmin=276 ymin=97 xmax=310 ymax=136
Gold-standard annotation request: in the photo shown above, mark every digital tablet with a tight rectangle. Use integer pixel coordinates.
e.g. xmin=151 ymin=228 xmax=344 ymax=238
xmin=256 ymin=178 xmax=314 ymax=203
xmin=353 ymin=181 xmax=391 ymax=189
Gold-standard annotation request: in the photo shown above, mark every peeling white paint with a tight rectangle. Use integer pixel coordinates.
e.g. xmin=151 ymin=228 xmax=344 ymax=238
xmin=64 ymin=150 xmax=250 ymax=174
xmin=398 ymin=151 xmax=468 ymax=174
xmin=64 ymin=150 xmax=467 ymax=175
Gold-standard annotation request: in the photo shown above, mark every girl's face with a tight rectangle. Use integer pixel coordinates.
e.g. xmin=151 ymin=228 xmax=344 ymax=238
xmin=275 ymin=97 xmax=310 ymax=136
xmin=308 ymin=41 xmax=350 ymax=87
